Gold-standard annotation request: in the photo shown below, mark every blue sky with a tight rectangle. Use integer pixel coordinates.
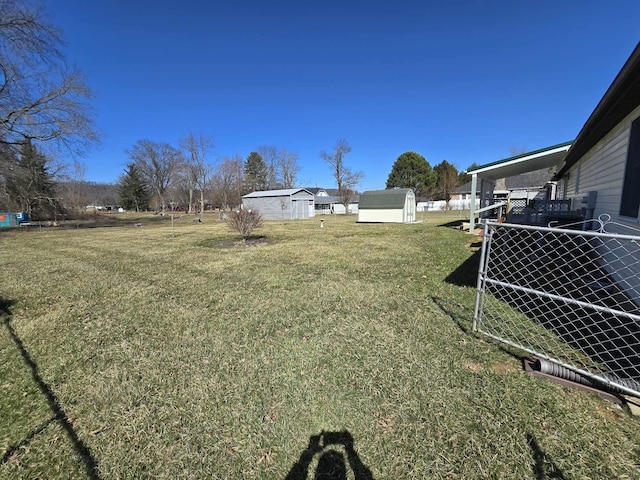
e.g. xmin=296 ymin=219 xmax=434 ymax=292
xmin=50 ymin=0 xmax=640 ymax=191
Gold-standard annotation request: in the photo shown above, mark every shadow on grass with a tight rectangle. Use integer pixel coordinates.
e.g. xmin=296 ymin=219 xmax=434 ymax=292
xmin=0 ymin=297 xmax=14 ymax=317
xmin=437 ymin=219 xmax=465 ymax=229
xmin=285 ymin=430 xmax=374 ymax=480
xmin=432 ymin=296 xmax=524 ymax=362
xmin=431 ymin=296 xmax=473 ymax=334
xmin=527 ymin=433 xmax=567 ymax=480
xmin=1 ymin=296 xmax=101 ymax=479
xmin=444 ymin=248 xmax=481 ymax=288
xmin=196 ymin=235 xmax=272 ymax=249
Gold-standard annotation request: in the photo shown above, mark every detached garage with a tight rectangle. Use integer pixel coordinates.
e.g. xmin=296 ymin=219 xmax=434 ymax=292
xmin=242 ymin=189 xmax=315 ymax=220
xmin=357 ymin=188 xmax=416 ymax=223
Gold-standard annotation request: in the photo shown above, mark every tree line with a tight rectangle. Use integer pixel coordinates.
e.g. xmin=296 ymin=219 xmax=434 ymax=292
xmin=119 ymin=137 xmax=370 ymax=215
xmin=385 ymin=151 xmax=474 ymax=206
xmin=118 ymin=137 xmax=304 ymax=214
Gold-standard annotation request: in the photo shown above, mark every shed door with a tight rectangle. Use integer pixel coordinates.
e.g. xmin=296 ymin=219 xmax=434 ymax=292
xmin=292 ymin=200 xmax=306 ymax=219
xmin=407 ymin=195 xmax=415 ymax=222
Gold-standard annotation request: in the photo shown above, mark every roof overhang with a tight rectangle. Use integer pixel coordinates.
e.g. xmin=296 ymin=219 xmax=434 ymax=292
xmin=467 ymin=142 xmax=572 ymax=181
xmin=557 ymin=42 xmax=640 ymax=178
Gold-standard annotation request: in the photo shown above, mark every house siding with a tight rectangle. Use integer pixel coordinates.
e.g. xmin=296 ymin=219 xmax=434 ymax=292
xmin=561 ymin=103 xmax=640 ymax=230
xmin=559 ymin=105 xmax=640 ymax=309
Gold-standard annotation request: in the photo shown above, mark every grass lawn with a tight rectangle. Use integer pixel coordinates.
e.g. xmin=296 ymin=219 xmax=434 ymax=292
xmin=1 ymin=212 xmax=639 ymax=479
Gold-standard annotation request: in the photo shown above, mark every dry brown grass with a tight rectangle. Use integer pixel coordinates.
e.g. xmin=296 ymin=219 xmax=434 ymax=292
xmin=0 ymin=212 xmax=638 ymax=478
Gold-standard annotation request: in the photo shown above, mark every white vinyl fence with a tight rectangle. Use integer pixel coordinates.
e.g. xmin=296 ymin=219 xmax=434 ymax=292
xmin=417 ymin=199 xmax=480 ymax=212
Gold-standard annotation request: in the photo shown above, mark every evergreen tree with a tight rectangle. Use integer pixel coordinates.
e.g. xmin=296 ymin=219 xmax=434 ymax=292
xmin=244 ymin=151 xmax=267 ymax=193
xmin=6 ymin=140 xmax=57 ymax=219
xmin=457 ymin=162 xmax=478 ymax=185
xmin=433 ymin=160 xmax=459 ymax=207
xmin=385 ymin=151 xmax=435 ymax=198
xmin=118 ymin=163 xmax=150 ymax=212
xmin=0 ymin=144 xmax=18 ymax=211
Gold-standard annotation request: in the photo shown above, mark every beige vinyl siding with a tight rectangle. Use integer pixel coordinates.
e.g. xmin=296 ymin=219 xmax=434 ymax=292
xmin=561 ymin=107 xmax=640 ymax=308
xmin=563 ymin=104 xmax=640 ymax=228
xmin=358 ymin=209 xmax=404 ymax=223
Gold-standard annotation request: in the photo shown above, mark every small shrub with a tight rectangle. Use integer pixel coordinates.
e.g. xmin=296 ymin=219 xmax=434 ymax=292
xmin=227 ymin=209 xmax=263 ymax=242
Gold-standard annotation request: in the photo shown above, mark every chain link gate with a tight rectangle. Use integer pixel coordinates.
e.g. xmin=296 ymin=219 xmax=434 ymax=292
xmin=473 ymin=220 xmax=640 ymax=397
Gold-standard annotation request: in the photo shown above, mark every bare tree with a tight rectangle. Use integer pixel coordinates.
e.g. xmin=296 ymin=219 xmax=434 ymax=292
xmin=180 ymin=132 xmax=214 ymax=214
xmin=320 ymin=139 xmax=363 ymax=212
xmin=277 ymin=148 xmax=300 ymax=188
xmin=254 ymin=145 xmax=301 ymax=190
xmin=509 ymin=146 xmax=528 ymax=156
xmin=128 ymin=140 xmax=180 ymax=213
xmin=211 ymin=154 xmax=244 ymax=210
xmin=227 ymin=208 xmax=263 ymax=242
xmin=0 ymin=0 xmax=97 ymax=152
xmin=257 ymin=145 xmax=279 ymax=190
xmin=173 ymin=165 xmax=197 ymax=213
xmin=58 ymin=159 xmax=87 ymax=212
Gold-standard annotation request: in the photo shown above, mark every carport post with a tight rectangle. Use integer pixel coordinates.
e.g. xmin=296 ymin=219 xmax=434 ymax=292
xmin=469 ymin=173 xmax=478 ymax=233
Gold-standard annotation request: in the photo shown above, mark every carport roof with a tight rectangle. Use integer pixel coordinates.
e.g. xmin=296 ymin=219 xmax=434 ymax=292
xmin=466 ymin=141 xmax=572 ymax=181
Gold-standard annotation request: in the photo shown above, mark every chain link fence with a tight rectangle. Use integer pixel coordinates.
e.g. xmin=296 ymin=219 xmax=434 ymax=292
xmin=473 ymin=220 xmax=640 ymax=397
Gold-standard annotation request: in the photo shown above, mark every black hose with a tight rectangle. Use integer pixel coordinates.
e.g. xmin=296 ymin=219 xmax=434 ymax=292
xmin=533 ymin=358 xmax=640 ymax=394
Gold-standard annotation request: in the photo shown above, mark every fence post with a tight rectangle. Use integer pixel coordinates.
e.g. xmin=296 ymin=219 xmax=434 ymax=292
xmin=473 ymin=221 xmax=492 ymax=332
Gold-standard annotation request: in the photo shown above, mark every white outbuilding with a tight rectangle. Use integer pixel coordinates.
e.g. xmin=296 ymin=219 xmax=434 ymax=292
xmin=357 ymin=188 xmax=416 ymax=223
xmin=242 ymin=189 xmax=315 ymax=220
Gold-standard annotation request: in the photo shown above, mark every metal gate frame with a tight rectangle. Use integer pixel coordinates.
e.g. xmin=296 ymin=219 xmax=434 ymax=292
xmin=473 ymin=220 xmax=640 ymax=397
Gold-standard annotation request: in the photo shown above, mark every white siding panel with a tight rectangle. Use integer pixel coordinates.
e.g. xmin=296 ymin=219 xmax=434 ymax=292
xmin=562 ymin=104 xmax=640 ymax=227
xmin=358 ymin=209 xmax=404 ymax=223
xmin=560 ymin=106 xmax=640 ymax=306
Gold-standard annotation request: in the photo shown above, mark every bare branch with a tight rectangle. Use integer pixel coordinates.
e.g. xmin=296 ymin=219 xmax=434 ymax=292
xmin=0 ymin=1 xmax=97 ymax=153
xmin=179 ymin=132 xmax=215 ymax=214
xmin=128 ymin=139 xmax=180 ymax=213
xmin=321 ymin=138 xmax=363 ymax=211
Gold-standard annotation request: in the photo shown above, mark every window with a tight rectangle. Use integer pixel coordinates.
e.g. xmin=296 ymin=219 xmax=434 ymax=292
xmin=620 ymin=116 xmax=640 ymax=219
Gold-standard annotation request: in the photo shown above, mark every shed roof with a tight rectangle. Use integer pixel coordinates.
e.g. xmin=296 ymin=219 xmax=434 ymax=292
xmin=359 ymin=189 xmax=413 ymax=209
xmin=243 ymin=188 xmax=312 ymax=198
